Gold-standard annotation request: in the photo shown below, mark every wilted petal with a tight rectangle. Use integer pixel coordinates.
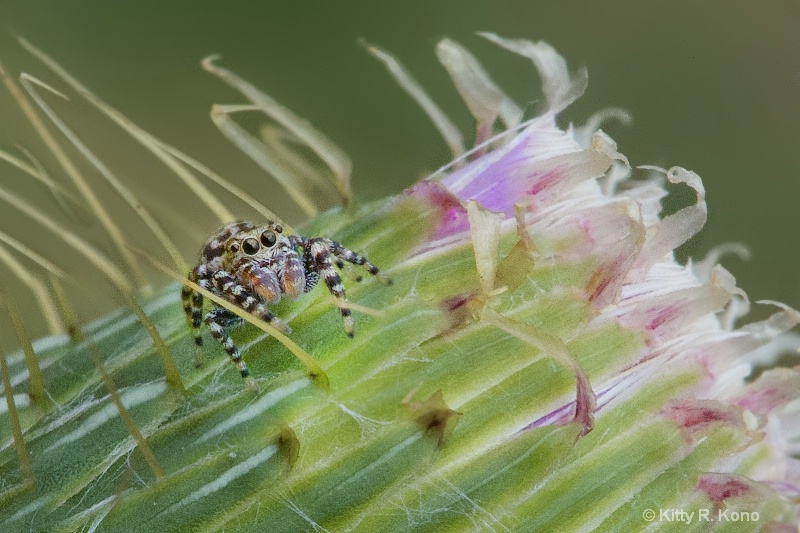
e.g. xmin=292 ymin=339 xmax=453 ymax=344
xmin=736 ymin=367 xmax=800 ymax=416
xmin=438 ymin=116 xmax=612 ymax=218
xmin=632 ymin=166 xmax=707 ymax=276
xmin=617 ymin=279 xmax=731 ymax=345
xmin=436 ymin=38 xmax=523 ymax=133
xmin=479 ymin=32 xmax=588 ymax=113
xmin=365 ymin=41 xmax=466 ymax=159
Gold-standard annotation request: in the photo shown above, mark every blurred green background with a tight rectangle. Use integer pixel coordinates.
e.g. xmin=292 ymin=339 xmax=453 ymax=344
xmin=0 ymin=1 xmax=799 ymax=343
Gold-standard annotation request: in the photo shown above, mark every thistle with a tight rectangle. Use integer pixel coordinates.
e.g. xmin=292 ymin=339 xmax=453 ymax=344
xmin=1 ymin=34 xmax=798 ymax=532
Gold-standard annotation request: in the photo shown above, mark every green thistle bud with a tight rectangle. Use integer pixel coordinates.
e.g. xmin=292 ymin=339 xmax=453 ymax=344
xmin=1 ymin=34 xmax=798 ymax=532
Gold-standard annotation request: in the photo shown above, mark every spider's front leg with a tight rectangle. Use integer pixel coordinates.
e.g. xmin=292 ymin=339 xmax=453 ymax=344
xmin=303 ymin=238 xmax=356 ymax=337
xmin=322 ymin=238 xmax=391 ymax=287
xmin=196 ymin=269 xmax=291 ymax=378
xmin=209 ymin=269 xmax=291 ymax=336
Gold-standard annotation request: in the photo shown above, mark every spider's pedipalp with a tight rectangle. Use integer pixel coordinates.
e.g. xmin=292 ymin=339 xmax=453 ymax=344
xmin=238 ymin=262 xmax=282 ymax=304
xmin=281 ymin=248 xmax=307 ymax=298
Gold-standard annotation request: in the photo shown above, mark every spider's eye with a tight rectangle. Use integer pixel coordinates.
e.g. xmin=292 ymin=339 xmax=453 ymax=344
xmin=260 ymin=230 xmax=277 ymax=247
xmin=274 ymin=224 xmax=283 ymax=234
xmin=242 ymin=238 xmax=260 ymax=255
xmin=226 ymin=240 xmax=240 ymax=253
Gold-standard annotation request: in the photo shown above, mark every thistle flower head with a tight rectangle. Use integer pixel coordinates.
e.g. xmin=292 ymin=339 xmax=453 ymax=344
xmin=0 ymin=34 xmax=798 ymax=532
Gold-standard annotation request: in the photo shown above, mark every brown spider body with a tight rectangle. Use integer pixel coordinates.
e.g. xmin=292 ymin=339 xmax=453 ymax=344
xmin=182 ymin=221 xmax=385 ymax=378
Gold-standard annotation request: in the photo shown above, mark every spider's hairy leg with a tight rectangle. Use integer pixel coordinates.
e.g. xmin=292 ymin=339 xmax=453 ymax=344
xmin=205 ymin=308 xmax=252 ymax=378
xmin=332 ymin=256 xmax=363 ymax=284
xmin=303 ymin=271 xmax=320 ymax=293
xmin=288 ymin=236 xmax=319 ymax=292
xmin=210 ymin=270 xmax=292 ymax=335
xmin=182 ymin=265 xmax=206 ymax=349
xmin=307 ymin=239 xmax=355 ymax=337
xmin=199 ymin=270 xmax=292 ymax=379
xmin=181 ymin=284 xmax=195 ymax=326
xmin=326 ymin=239 xmax=392 ymax=285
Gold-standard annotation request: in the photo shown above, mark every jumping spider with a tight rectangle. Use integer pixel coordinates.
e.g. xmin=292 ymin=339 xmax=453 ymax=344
xmin=182 ymin=221 xmax=388 ymax=378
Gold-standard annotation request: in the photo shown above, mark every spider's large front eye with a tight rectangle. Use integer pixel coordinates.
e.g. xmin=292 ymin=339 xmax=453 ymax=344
xmin=242 ymin=238 xmax=260 ymax=255
xmin=260 ymin=230 xmax=277 ymax=247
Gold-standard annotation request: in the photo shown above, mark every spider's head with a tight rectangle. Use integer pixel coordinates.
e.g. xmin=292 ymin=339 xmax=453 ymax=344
xmin=222 ymin=222 xmax=289 ymax=265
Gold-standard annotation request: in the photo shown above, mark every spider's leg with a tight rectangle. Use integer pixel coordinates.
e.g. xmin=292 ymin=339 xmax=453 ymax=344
xmin=181 ymin=284 xmax=194 ymax=323
xmin=211 ymin=270 xmax=292 ymax=335
xmin=307 ymin=239 xmax=354 ymax=337
xmin=304 ymin=271 xmax=320 ymax=292
xmin=204 ymin=272 xmax=291 ymax=379
xmin=325 ymin=239 xmax=391 ymax=284
xmin=289 ymin=236 xmax=319 ymax=292
xmin=205 ymin=307 xmax=251 ymax=378
xmin=330 ymin=256 xmax=364 ymax=283
xmin=182 ymin=265 xmax=208 ymax=348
